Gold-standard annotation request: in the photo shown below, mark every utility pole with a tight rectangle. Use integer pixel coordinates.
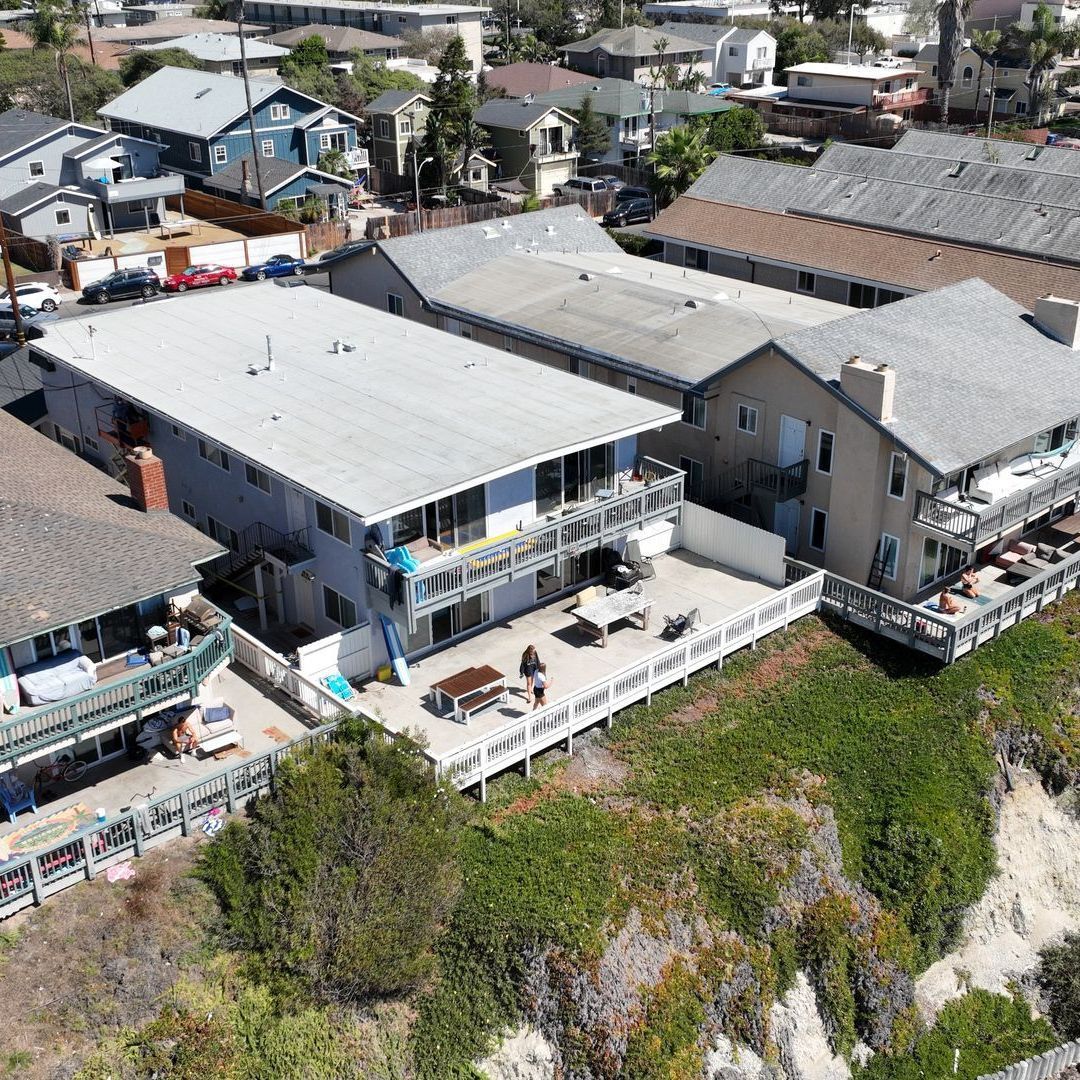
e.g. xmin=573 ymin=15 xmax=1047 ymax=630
xmin=0 ymin=216 xmax=27 ymax=348
xmin=505 ymin=0 xmax=511 ymax=59
xmin=234 ymin=0 xmax=268 ymax=210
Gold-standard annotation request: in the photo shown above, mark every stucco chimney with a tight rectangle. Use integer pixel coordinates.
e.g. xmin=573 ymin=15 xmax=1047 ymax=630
xmin=1034 ymin=295 xmax=1080 ymax=349
xmin=839 ymin=355 xmax=896 ymax=422
xmin=125 ymin=446 xmax=169 ymax=513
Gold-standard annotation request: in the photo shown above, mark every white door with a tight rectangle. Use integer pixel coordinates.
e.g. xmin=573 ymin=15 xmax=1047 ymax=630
xmin=774 ymin=500 xmax=801 ymax=554
xmin=285 ymin=484 xmax=307 ymax=535
xmin=777 ymin=414 xmax=806 ymax=468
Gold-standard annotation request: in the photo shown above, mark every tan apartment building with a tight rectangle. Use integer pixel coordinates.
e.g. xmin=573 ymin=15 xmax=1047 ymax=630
xmin=365 ymin=89 xmax=429 ymax=176
xmin=473 ymin=101 xmax=579 ymax=195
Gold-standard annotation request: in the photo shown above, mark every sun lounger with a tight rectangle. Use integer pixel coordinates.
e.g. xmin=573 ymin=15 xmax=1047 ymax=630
xmin=322 ymin=672 xmax=355 ymax=701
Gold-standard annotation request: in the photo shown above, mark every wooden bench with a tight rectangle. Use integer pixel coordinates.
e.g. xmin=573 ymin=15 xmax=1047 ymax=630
xmin=458 ymin=685 xmax=508 ymax=724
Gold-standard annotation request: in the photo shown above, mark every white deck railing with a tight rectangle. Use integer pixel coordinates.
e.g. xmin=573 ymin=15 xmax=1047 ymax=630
xmin=433 ymin=570 xmax=826 ymax=798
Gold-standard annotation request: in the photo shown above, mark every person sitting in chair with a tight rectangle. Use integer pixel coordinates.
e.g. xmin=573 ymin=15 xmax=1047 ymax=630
xmin=938 ymin=587 xmax=966 ymax=616
xmin=959 ymin=566 xmax=980 ymax=598
xmin=170 ymin=714 xmax=200 ymax=754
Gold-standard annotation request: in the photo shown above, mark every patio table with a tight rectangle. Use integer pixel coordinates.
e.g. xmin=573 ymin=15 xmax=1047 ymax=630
xmin=572 ymin=587 xmax=654 ymax=648
xmin=430 ymin=665 xmax=506 ymax=723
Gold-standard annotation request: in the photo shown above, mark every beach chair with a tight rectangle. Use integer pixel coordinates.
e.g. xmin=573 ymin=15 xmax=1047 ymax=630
xmin=322 ymin=672 xmax=355 ymax=701
xmin=0 ymin=774 xmax=37 ymax=822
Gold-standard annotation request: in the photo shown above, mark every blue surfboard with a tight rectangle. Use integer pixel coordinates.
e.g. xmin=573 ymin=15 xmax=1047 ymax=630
xmin=379 ymin=615 xmax=410 ymax=687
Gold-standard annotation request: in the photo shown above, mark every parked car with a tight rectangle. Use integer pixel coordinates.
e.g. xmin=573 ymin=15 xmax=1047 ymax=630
xmin=616 ymin=186 xmax=653 ymax=204
xmin=602 ymin=197 xmax=654 ymax=228
xmin=708 ymin=82 xmax=732 ymax=96
xmin=553 ymin=177 xmax=609 ymax=196
xmin=595 ymin=174 xmax=625 ymax=190
xmin=0 ymin=282 xmax=62 ymax=312
xmin=0 ymin=303 xmax=57 ymax=335
xmin=81 ymin=267 xmax=161 ymax=304
xmin=163 ymin=264 xmax=237 ymax=292
xmin=241 ymin=254 xmax=306 ymax=281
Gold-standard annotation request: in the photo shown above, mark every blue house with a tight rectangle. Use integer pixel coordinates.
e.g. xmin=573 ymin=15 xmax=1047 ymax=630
xmin=98 ymin=66 xmax=361 ymax=183
xmin=204 ymin=153 xmax=353 ymax=215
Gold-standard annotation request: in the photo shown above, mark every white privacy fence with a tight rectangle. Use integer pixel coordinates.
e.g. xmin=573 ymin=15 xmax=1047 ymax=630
xmin=680 ymin=501 xmax=787 ymax=587
xmin=978 ymin=1039 xmax=1080 ymax=1080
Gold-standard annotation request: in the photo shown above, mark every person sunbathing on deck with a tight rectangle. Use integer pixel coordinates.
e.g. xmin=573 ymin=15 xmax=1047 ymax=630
xmin=938 ymin=587 xmax=966 ymax=616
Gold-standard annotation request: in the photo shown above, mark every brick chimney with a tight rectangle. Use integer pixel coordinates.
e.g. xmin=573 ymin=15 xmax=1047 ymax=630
xmin=1034 ymin=295 xmax=1080 ymax=349
xmin=125 ymin=446 xmax=169 ymax=513
xmin=839 ymin=355 xmax=896 ymax=422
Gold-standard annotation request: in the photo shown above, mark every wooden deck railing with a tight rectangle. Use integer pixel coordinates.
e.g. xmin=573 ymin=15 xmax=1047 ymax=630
xmin=0 ymin=618 xmax=234 ymax=768
xmin=364 ymin=459 xmax=684 ymax=632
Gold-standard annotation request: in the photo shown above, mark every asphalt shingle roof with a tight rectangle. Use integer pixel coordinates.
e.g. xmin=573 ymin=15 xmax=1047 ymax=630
xmin=563 ymin=25 xmax=704 ymax=57
xmin=205 ymin=153 xmax=305 ymax=194
xmin=485 ymin=62 xmax=596 ymax=97
xmin=365 ymin=89 xmax=429 ymax=114
xmin=474 ymin=99 xmax=571 ymax=130
xmin=139 ymin=32 xmax=288 ymax=61
xmin=776 ymin=279 xmax=1080 ymax=475
xmin=894 ymin=129 xmax=1080 ymax=175
xmin=0 ymin=109 xmax=70 ymax=160
xmin=0 ymin=348 xmax=44 ymax=426
xmin=0 ymin=409 xmax=223 ymax=648
xmin=266 ymin=24 xmax=403 ymax=52
xmin=366 ymin=203 xmax=622 ymax=297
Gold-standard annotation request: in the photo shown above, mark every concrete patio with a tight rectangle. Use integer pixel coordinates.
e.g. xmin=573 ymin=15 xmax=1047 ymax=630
xmin=0 ymin=666 xmax=311 ymax=843
xmin=359 ymin=548 xmax=778 ymax=759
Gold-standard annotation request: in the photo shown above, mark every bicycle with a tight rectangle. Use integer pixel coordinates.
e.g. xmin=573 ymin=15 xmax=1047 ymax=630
xmin=34 ymin=753 xmax=88 ymax=796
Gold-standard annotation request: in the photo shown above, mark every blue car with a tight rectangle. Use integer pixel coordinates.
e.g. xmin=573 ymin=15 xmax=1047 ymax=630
xmin=241 ymin=254 xmax=306 ymax=281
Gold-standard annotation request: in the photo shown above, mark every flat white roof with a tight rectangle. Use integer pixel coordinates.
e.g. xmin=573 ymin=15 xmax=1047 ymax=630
xmin=36 ymin=286 xmax=679 ymax=522
xmin=786 ymin=62 xmax=920 ymax=78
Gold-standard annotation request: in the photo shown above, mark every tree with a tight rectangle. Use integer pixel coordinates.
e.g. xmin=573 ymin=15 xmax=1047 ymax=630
xmin=199 ymin=721 xmax=466 ymax=1007
xmin=648 ymin=125 xmax=717 ymax=205
xmin=281 ymin=61 xmax=338 ymax=104
xmin=1036 ymin=931 xmax=1080 ymax=1040
xmin=571 ymin=93 xmax=611 ymax=160
xmin=399 ymin=26 xmax=458 ymax=65
xmin=317 ymin=148 xmax=353 ymax=177
xmin=773 ymin=23 xmax=829 ymax=80
xmin=421 ymin=35 xmax=476 ymax=190
xmin=698 ymin=105 xmax=765 ymax=153
xmin=119 ymin=47 xmax=202 ymax=87
xmin=28 ymin=0 xmax=82 ymax=122
xmin=1009 ymin=2 xmax=1080 ymax=122
xmin=937 ymin=0 xmax=972 ymax=125
xmin=970 ymin=28 xmax=1002 ymax=128
xmin=280 ymin=33 xmax=329 ymax=74
xmin=0 ymin=50 xmax=121 ymax=124
xmin=903 ymin=0 xmax=939 ymax=36
xmin=347 ymin=51 xmax=424 ymax=107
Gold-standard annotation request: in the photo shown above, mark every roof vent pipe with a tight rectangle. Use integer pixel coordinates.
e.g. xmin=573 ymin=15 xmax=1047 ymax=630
xmin=265 ymin=335 xmax=275 ymax=372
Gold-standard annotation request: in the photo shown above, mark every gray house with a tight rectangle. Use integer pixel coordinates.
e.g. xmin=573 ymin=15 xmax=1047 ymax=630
xmin=136 ymin=32 xmax=288 ymax=77
xmin=0 ymin=108 xmax=183 ymax=241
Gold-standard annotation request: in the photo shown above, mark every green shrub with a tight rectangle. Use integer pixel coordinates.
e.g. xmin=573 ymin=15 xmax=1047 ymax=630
xmin=199 ymin=722 xmax=466 ymax=1006
xmin=1036 ymin=930 xmax=1080 ymax=1039
xmin=623 ymin=960 xmax=707 ymax=1080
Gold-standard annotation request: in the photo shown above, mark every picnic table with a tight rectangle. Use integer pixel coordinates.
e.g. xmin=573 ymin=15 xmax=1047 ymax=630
xmin=430 ymin=665 xmax=507 ymax=724
xmin=572 ymin=587 xmax=654 ymax=648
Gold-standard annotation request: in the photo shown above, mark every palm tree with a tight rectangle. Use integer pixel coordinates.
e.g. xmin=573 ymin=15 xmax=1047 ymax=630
xmin=936 ymin=0 xmax=972 ymax=126
xmin=647 ymin=125 xmax=716 ymax=206
xmin=971 ymin=27 xmax=1002 ymax=128
xmin=317 ymin=149 xmax=353 ymax=178
xmin=29 ymin=0 xmax=82 ymax=122
xmin=1011 ymin=2 xmax=1080 ymax=122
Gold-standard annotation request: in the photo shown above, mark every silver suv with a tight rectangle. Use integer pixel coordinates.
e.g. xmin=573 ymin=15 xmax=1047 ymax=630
xmin=554 ymin=177 xmax=608 ymax=195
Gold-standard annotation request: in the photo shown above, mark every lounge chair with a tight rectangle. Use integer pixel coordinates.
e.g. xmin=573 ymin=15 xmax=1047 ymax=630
xmin=322 ymin=672 xmax=355 ymax=701
xmin=0 ymin=774 xmax=37 ymax=822
xmin=661 ymin=607 xmax=699 ymax=639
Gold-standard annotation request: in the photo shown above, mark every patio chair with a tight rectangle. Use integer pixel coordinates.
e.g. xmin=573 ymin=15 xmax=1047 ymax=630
xmin=661 ymin=608 xmax=699 ymax=640
xmin=322 ymin=672 xmax=355 ymax=701
xmin=0 ymin=774 xmax=37 ymax=822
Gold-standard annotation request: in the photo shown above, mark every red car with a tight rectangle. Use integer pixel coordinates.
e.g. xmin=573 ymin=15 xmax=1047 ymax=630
xmin=162 ymin=264 xmax=237 ymax=292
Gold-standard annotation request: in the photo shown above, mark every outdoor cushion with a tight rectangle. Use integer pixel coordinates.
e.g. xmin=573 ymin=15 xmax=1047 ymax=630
xmin=1036 ymin=543 xmax=1056 ymax=561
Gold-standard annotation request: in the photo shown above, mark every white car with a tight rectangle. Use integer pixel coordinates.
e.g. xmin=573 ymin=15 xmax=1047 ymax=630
xmin=0 ymin=282 xmax=62 ymax=313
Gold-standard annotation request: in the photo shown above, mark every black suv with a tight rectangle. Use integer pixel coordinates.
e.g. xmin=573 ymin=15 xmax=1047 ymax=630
xmin=603 ymin=197 xmax=654 ymax=228
xmin=82 ymin=267 xmax=162 ymax=304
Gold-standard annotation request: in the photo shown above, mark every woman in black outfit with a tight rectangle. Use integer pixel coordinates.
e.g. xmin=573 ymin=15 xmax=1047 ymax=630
xmin=519 ymin=645 xmax=541 ymax=697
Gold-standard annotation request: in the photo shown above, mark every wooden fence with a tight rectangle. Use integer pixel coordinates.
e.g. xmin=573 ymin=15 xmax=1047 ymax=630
xmin=304 ymin=219 xmax=350 ymax=254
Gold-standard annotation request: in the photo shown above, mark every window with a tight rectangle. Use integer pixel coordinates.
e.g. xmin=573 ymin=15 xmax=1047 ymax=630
xmin=55 ymin=208 xmax=71 ymax=226
xmin=320 ymin=130 xmax=348 ymax=151
xmin=171 ymin=422 xmax=185 ymax=440
xmin=627 ymin=377 xmax=637 ymax=395
xmin=887 ymin=451 xmax=908 ymax=499
xmin=1015 ymin=99 xmax=1028 ymax=115
xmin=213 ymin=144 xmax=227 ymax=164
xmin=919 ymin=536 xmax=964 ymax=588
xmin=182 ymin=499 xmax=196 ymax=520
xmin=796 ymin=270 xmax=816 ymax=294
xmin=316 ymin=500 xmax=351 ymax=544
xmin=261 ymin=140 xmax=275 ymax=157
xmin=849 ymin=281 xmax=876 ymax=308
xmin=683 ymin=246 xmax=708 ymax=271
xmin=445 ymin=13 xmax=457 ymax=22
xmin=737 ymin=403 xmax=758 ymax=435
xmin=877 ymin=533 xmax=900 ymax=581
xmin=29 ymin=160 xmax=44 ymax=177
xmin=796 ymin=75 xmax=811 ymax=86
xmin=387 ymin=292 xmax=404 ymax=316
xmin=535 ymin=444 xmax=614 ymax=514
xmin=1034 ymin=419 xmax=1077 ymax=453
xmin=877 ymin=289 xmax=905 ymax=306
xmin=207 ymin=515 xmax=240 ymax=552
xmin=188 ymin=141 xmax=202 ymax=162
xmin=682 ymin=393 xmax=706 ymax=429
xmin=198 ymin=439 xmax=230 ymax=471
xmin=83 ymin=434 xmax=99 ymax=453
xmin=270 ymin=103 xmax=290 ymax=120
xmin=728 ymin=45 xmax=738 ymax=55
xmin=378 ymin=118 xmax=390 ymax=138
xmin=961 ymin=65 xmax=974 ymax=88
xmin=809 ymin=507 xmax=828 ymax=551
xmin=756 ymin=46 xmax=767 ymax=58
xmin=931 ymin=64 xmax=938 ymax=76
xmin=323 ymin=584 xmax=357 ymax=628
xmin=679 ymin=455 xmax=704 ymax=501
xmin=245 ymin=462 xmax=272 ymax=494
xmin=399 ymin=117 xmax=412 ymax=134
xmin=503 ymin=335 xmax=514 ymax=352
xmin=816 ymin=430 xmax=834 ymax=474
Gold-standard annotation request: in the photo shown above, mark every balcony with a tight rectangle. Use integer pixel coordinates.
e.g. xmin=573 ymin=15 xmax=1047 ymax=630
xmin=364 ymin=459 xmax=684 ymax=633
xmin=96 ymin=402 xmax=149 ymax=450
xmin=620 ymin=128 xmax=652 ymax=148
xmin=534 ymin=140 xmax=577 ymax=162
xmin=86 ymin=173 xmax=186 ymax=204
xmin=718 ymin=457 xmax=810 ymax=505
xmin=751 ymin=56 xmax=772 ymax=70
xmin=872 ymin=87 xmax=930 ymax=109
xmin=913 ymin=450 xmax=1080 ymax=547
xmin=204 ymin=521 xmax=315 ymax=586
xmin=0 ymin=610 xmax=234 ymax=769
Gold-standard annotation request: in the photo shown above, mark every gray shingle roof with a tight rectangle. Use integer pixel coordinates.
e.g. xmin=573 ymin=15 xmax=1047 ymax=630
xmin=0 ymin=108 xmax=70 ymax=160
xmin=535 ymin=77 xmax=734 ymax=120
xmin=205 ymin=153 xmax=304 ymax=194
xmin=365 ymin=89 xmax=429 ymax=114
xmin=139 ymin=32 xmax=288 ymax=61
xmin=266 ymin=24 xmax=403 ymax=51
xmin=0 ymin=348 xmax=44 ymax=426
xmin=99 ymin=67 xmax=283 ymax=137
xmin=685 ymin=153 xmax=813 ymax=210
xmin=0 ymin=408 xmax=223 ymax=649
xmin=369 ymin=203 xmax=622 ymax=296
xmin=474 ymin=99 xmax=571 ymax=130
xmin=3 ymin=182 xmax=95 ymax=216
xmin=563 ymin=25 xmax=704 ymax=57
xmin=657 ymin=20 xmax=736 ymax=44
xmin=893 ymin=129 xmax=1080 ymax=175
xmin=776 ymin=279 xmax=1080 ymax=475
